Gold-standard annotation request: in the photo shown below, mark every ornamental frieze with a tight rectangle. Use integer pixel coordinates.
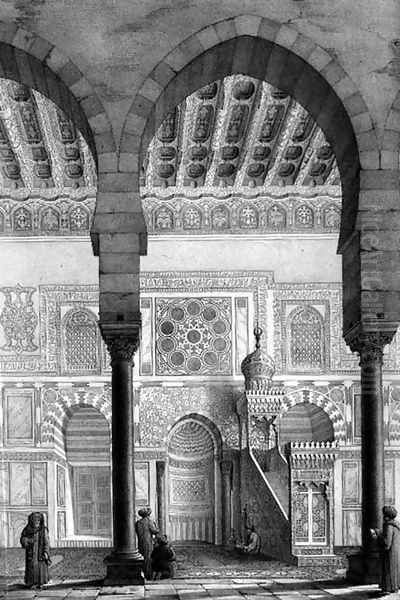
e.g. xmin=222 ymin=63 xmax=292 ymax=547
xmin=142 ymin=193 xmax=341 ymax=235
xmin=0 ymin=276 xmax=399 ymax=375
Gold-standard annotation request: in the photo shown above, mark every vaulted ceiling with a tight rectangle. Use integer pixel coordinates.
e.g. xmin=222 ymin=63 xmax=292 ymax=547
xmin=141 ymin=75 xmax=341 ymax=235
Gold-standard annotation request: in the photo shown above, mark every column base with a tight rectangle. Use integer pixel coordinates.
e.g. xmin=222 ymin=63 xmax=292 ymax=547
xmin=346 ymin=550 xmax=381 ymax=584
xmin=103 ymin=551 xmax=144 ymax=586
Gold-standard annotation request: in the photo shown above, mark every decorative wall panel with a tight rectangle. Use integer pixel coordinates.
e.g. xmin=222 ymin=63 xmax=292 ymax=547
xmin=0 ymin=285 xmax=38 ymax=355
xmin=57 ymin=465 xmax=66 ymax=506
xmin=135 ymin=462 xmax=149 ymax=506
xmin=352 ymin=394 xmax=362 ymax=440
xmin=31 ymin=463 xmax=47 ymax=505
xmin=0 ymin=463 xmax=9 ymax=504
xmin=342 ymin=461 xmax=361 ymax=505
xmin=140 ymin=298 xmax=153 ymax=375
xmin=235 ymin=297 xmax=249 ymax=374
xmin=62 ymin=309 xmax=99 ymax=374
xmin=10 ymin=463 xmax=30 ymax=505
xmin=155 ymin=297 xmax=232 ymax=375
xmin=0 ymin=275 xmax=391 ymax=377
xmin=342 ymin=510 xmax=361 ymax=546
xmin=385 ymin=460 xmax=395 ymax=505
xmin=9 ymin=462 xmax=47 ymax=506
xmin=289 ymin=306 xmax=324 ymax=370
xmin=171 ymin=478 xmax=208 ymax=504
xmin=57 ymin=511 xmax=66 ymax=540
xmin=4 ymin=389 xmax=34 ymax=445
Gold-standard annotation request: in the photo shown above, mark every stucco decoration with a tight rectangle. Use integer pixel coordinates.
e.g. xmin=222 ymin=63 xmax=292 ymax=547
xmin=145 ymin=192 xmax=341 ymax=235
xmin=1 ymin=276 xmax=400 ymax=376
xmin=138 ymin=385 xmax=240 ymax=450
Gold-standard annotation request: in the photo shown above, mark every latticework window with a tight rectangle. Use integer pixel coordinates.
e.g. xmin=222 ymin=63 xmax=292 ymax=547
xmin=289 ymin=306 xmax=324 ymax=370
xmin=63 ymin=310 xmax=99 ymax=373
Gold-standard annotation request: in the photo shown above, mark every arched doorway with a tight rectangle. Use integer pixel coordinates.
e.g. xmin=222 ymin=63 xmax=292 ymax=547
xmin=167 ymin=417 xmax=221 ymax=543
xmin=65 ymin=405 xmax=111 ymax=537
xmin=279 ymin=402 xmax=334 ymax=444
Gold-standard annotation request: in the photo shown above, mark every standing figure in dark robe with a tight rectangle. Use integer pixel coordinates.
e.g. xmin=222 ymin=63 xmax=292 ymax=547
xmin=135 ymin=507 xmax=159 ymax=579
xmin=151 ymin=534 xmax=177 ymax=579
xmin=371 ymin=505 xmax=400 ymax=594
xmin=20 ymin=512 xmax=51 ymax=589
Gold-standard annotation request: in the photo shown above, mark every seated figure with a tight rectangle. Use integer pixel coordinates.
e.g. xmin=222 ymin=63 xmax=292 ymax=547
xmin=243 ymin=526 xmax=261 ymax=554
xmin=151 ymin=534 xmax=177 ymax=580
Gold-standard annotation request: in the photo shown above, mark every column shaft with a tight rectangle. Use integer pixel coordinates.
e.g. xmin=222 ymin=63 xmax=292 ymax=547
xmin=346 ymin=329 xmax=395 ymax=584
xmin=111 ymin=358 xmax=136 ymax=554
xmin=221 ymin=460 xmax=232 ymax=544
xmin=156 ymin=461 xmax=166 ymax=534
xmin=100 ymin=324 xmax=144 ymax=585
xmin=360 ymin=347 xmax=384 ymax=550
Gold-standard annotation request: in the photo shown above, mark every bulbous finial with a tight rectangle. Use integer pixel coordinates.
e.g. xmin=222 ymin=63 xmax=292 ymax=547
xmin=254 ymin=324 xmax=262 ymax=349
xmin=241 ymin=322 xmax=275 ymax=391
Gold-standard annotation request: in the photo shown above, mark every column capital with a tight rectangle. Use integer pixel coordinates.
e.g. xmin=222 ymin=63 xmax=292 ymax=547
xmin=344 ymin=324 xmax=396 ymax=365
xmin=99 ymin=321 xmax=141 ymax=364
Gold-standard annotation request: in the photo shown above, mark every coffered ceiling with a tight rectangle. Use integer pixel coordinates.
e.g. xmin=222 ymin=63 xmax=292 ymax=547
xmin=0 ymin=75 xmax=341 ymax=237
xmin=0 ymin=78 xmax=96 ymax=236
xmin=143 ymin=75 xmax=340 ymax=192
xmin=141 ymin=75 xmax=341 ymax=235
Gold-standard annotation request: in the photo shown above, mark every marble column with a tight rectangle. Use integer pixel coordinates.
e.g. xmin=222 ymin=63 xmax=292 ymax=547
xmin=346 ymin=330 xmax=394 ymax=584
xmin=156 ymin=461 xmax=166 ymax=534
xmin=100 ymin=323 xmax=144 ymax=585
xmin=220 ymin=460 xmax=232 ymax=544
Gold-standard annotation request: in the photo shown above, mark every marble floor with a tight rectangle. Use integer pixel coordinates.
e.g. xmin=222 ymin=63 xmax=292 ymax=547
xmin=0 ymin=545 xmax=384 ymax=600
xmin=0 ymin=577 xmax=384 ymax=600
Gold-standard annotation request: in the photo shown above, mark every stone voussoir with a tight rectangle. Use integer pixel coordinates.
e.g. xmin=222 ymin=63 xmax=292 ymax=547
xmin=28 ymin=35 xmax=54 ymax=61
xmin=275 ymin=24 xmax=298 ymax=50
xmin=214 ymin=18 xmax=238 ymax=42
xmin=196 ymin=25 xmax=220 ymax=50
xmin=151 ymin=60 xmax=176 ymax=88
xmin=12 ymin=27 xmax=35 ymax=52
xmin=234 ymin=15 xmax=262 ymax=37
